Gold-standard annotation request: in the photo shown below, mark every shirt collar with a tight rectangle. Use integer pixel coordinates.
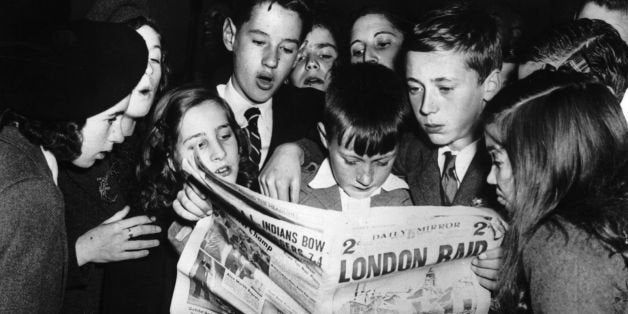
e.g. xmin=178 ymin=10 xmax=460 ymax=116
xmin=221 ymin=77 xmax=272 ymax=127
xmin=308 ymin=158 xmax=409 ymax=195
xmin=437 ymin=140 xmax=478 ymax=180
xmin=40 ymin=146 xmax=58 ymax=186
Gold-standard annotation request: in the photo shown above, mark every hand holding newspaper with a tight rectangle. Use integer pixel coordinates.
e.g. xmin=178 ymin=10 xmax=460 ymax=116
xmin=170 ymin=151 xmax=507 ymax=314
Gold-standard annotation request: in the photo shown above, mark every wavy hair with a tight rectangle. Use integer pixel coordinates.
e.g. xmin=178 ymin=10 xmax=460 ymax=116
xmin=138 ymin=85 xmax=256 ymax=213
xmin=484 ymin=70 xmax=628 ymax=310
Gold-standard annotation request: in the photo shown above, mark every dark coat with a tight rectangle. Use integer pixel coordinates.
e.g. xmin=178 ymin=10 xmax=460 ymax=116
xmin=393 ymin=132 xmax=497 ymax=208
xmin=0 ymin=126 xmax=67 ymax=313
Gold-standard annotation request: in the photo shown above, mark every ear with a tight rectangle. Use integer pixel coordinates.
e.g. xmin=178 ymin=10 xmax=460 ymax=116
xmin=222 ymin=17 xmax=237 ymax=52
xmin=482 ymin=68 xmax=502 ymax=102
xmin=317 ymin=122 xmax=329 ymax=150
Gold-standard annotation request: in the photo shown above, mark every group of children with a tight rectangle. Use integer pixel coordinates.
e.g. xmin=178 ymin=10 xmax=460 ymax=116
xmin=2 ymin=0 xmax=628 ymax=312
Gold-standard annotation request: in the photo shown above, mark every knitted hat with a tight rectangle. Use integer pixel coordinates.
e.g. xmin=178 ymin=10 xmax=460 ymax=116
xmin=0 ymin=20 xmax=148 ymax=121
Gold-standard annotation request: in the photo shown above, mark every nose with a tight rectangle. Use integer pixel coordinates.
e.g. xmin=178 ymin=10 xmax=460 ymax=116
xmin=305 ymin=55 xmax=319 ymax=71
xmin=363 ymin=47 xmax=378 ymax=64
xmin=356 ymin=164 xmax=374 ymax=187
xmin=109 ymin=117 xmax=125 ymax=144
xmin=419 ymin=88 xmax=438 ymax=115
xmin=262 ymin=46 xmax=279 ymax=69
xmin=486 ymin=166 xmax=496 ymax=185
xmin=145 ymin=62 xmax=154 ymax=76
xmin=209 ymin=142 xmax=227 ymax=162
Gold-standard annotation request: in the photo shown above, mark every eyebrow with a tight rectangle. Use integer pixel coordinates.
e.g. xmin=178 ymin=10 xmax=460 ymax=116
xmin=315 ymin=43 xmax=337 ymax=50
xmin=109 ymin=110 xmax=126 ymax=118
xmin=249 ymin=29 xmax=299 ymax=45
xmin=374 ymin=31 xmax=399 ymax=38
xmin=182 ymin=132 xmax=206 ymax=145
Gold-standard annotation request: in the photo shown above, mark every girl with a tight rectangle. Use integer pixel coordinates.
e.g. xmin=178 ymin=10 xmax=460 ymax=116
xmin=101 ymin=86 xmax=257 ymax=313
xmin=484 ymin=70 xmax=628 ymax=313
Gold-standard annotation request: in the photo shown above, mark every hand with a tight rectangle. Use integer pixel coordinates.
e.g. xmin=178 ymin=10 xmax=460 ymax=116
xmin=75 ymin=206 xmax=161 ymax=266
xmin=172 ymin=181 xmax=213 ymax=221
xmin=471 ymin=247 xmax=504 ymax=291
xmin=258 ymin=143 xmax=304 ymax=202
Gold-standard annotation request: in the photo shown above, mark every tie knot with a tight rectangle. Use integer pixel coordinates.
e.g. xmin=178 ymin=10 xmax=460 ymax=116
xmin=244 ymin=107 xmax=261 ymax=121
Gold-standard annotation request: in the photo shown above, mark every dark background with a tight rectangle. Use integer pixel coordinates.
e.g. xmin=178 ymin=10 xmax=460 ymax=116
xmin=1 ymin=0 xmax=584 ymax=86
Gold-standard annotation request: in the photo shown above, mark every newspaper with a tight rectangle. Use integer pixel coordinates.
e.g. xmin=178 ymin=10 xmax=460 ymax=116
xmin=170 ymin=153 xmax=506 ymax=314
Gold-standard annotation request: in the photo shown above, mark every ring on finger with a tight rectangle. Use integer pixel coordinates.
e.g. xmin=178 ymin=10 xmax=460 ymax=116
xmin=127 ymin=227 xmax=134 ymax=239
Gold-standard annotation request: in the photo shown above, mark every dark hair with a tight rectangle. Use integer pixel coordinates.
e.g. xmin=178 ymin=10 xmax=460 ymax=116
xmin=138 ymin=85 xmax=256 ymax=212
xmin=521 ymin=18 xmax=628 ymax=101
xmin=484 ymin=70 xmax=628 ymax=311
xmin=323 ymin=63 xmax=408 ymax=157
xmin=309 ymin=4 xmax=347 ymax=66
xmin=124 ymin=16 xmax=170 ymax=98
xmin=229 ymin=0 xmax=312 ymax=42
xmin=350 ymin=6 xmax=411 ymax=73
xmin=0 ymin=109 xmax=85 ymax=162
xmin=406 ymin=1 xmax=502 ymax=83
xmin=580 ymin=0 xmax=628 ymax=13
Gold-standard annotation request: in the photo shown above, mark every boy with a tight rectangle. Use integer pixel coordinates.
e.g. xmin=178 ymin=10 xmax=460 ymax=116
xmin=258 ymin=2 xmax=503 ymax=290
xmin=299 ymin=63 xmax=412 ymax=211
xmin=174 ymin=0 xmax=324 ymax=220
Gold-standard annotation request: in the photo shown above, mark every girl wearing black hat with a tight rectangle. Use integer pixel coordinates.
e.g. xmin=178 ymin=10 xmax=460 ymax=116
xmin=0 ymin=20 xmax=150 ymax=313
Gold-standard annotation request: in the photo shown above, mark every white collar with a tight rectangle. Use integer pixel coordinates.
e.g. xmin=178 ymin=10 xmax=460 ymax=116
xmin=40 ymin=146 xmax=58 ymax=186
xmin=219 ymin=77 xmax=272 ymax=127
xmin=438 ymin=140 xmax=478 ymax=179
xmin=308 ymin=158 xmax=409 ymax=196
xmin=621 ymin=88 xmax=628 ymax=122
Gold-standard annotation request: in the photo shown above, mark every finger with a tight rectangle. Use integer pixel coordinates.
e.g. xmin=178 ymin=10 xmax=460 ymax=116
xmin=276 ymin=179 xmax=290 ymax=202
xmin=178 ymin=189 xmax=206 ymax=217
xmin=472 ymin=257 xmax=503 ymax=270
xmin=471 ymin=265 xmax=500 ymax=281
xmin=173 ymin=199 xmax=202 ymax=221
xmin=103 ymin=206 xmax=130 ymax=224
xmin=266 ymin=177 xmax=279 ymax=200
xmin=258 ymin=175 xmax=269 ymax=197
xmin=476 ymin=276 xmax=498 ymax=291
xmin=131 ymin=224 xmax=162 ymax=237
xmin=477 ymin=247 xmax=504 ymax=260
xmin=289 ymin=177 xmax=300 ymax=203
xmin=184 ymin=184 xmax=212 ymax=214
xmin=117 ymin=250 xmax=150 ymax=261
xmin=124 ymin=239 xmax=160 ymax=251
xmin=186 ymin=182 xmax=206 ymax=200
xmin=117 ymin=215 xmax=155 ymax=230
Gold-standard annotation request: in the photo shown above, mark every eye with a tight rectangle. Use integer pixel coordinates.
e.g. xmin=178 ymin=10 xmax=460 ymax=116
xmin=351 ymin=49 xmax=364 ymax=58
xmin=150 ymin=57 xmax=161 ymax=64
xmin=218 ymin=129 xmax=233 ymax=141
xmin=252 ymin=40 xmax=265 ymax=46
xmin=376 ymin=160 xmax=391 ymax=167
xmin=106 ymin=117 xmax=117 ymax=125
xmin=376 ymin=41 xmax=391 ymax=49
xmin=281 ymin=46 xmax=295 ymax=54
xmin=408 ymin=85 xmax=424 ymax=96
xmin=343 ymin=158 xmax=358 ymax=166
xmin=438 ymin=86 xmax=454 ymax=94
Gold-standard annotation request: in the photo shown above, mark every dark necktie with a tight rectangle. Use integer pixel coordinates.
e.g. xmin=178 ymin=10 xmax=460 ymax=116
xmin=244 ymin=107 xmax=262 ymax=167
xmin=441 ymin=151 xmax=458 ymax=205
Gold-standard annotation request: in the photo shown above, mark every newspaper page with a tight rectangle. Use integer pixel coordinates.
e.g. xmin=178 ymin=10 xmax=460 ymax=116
xmin=170 ymin=154 xmax=506 ymax=314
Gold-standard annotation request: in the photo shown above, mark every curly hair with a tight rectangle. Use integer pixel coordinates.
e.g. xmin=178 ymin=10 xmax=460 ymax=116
xmin=138 ymin=85 xmax=257 ymax=213
xmin=0 ymin=109 xmax=84 ymax=162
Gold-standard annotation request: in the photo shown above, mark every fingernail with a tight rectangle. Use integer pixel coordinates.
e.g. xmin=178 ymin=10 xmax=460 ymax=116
xmin=150 ymin=216 xmax=157 ymax=222
xmin=156 ymin=227 xmax=162 ymax=232
xmin=479 ymin=253 xmax=487 ymax=259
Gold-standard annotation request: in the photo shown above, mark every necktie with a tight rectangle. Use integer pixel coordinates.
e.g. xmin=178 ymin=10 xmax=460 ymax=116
xmin=441 ymin=151 xmax=458 ymax=205
xmin=244 ymin=107 xmax=262 ymax=167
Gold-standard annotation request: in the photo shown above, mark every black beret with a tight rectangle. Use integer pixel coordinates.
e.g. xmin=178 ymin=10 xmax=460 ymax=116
xmin=0 ymin=20 xmax=148 ymax=121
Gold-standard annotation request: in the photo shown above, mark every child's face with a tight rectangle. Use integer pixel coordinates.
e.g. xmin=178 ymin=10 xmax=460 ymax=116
xmin=406 ymin=50 xmax=493 ymax=151
xmin=73 ymin=95 xmax=129 ymax=168
xmin=229 ymin=2 xmax=302 ymax=103
xmin=350 ymin=13 xmax=404 ymax=70
xmin=289 ymin=26 xmax=338 ymax=91
xmin=174 ymin=101 xmax=240 ymax=183
xmin=484 ymin=125 xmax=514 ymax=207
xmin=327 ymin=134 xmax=397 ymax=199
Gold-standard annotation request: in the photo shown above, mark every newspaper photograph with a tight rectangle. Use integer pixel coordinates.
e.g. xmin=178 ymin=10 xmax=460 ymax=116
xmin=170 ymin=153 xmax=507 ymax=314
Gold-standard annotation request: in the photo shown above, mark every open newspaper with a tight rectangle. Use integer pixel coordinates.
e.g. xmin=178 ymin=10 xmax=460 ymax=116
xmin=170 ymin=153 xmax=507 ymax=314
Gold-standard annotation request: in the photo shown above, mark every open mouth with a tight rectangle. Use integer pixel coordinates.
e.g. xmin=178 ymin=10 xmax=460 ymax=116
xmin=214 ymin=165 xmax=232 ymax=177
xmin=303 ymin=76 xmax=324 ymax=86
xmin=256 ymin=73 xmax=274 ymax=90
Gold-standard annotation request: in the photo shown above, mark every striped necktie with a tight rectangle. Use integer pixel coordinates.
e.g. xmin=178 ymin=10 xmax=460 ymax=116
xmin=441 ymin=151 xmax=458 ymax=205
xmin=244 ymin=107 xmax=261 ymax=167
